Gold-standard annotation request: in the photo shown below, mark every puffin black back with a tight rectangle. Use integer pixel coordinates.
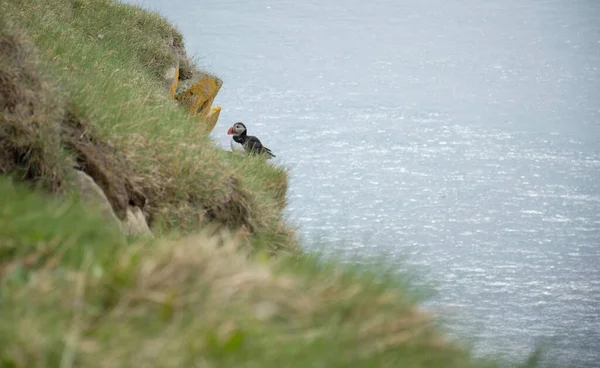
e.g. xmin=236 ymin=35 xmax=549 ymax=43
xmin=227 ymin=122 xmax=276 ymax=158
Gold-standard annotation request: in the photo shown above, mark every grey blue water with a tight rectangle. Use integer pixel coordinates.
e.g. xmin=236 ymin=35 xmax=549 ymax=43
xmin=126 ymin=0 xmax=600 ymax=366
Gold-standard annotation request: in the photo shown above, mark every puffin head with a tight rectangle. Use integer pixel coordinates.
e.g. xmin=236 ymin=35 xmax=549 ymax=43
xmin=227 ymin=122 xmax=247 ymax=136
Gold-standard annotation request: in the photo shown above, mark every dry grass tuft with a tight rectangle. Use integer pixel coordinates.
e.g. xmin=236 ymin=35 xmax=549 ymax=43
xmin=0 ymin=22 xmax=67 ymax=191
xmin=1 ymin=182 xmax=494 ymax=367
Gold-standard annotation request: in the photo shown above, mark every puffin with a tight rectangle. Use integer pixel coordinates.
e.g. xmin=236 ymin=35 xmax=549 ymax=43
xmin=227 ymin=122 xmax=276 ymax=158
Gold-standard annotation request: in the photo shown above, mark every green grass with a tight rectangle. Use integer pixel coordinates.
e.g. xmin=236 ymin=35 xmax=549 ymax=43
xmin=0 ymin=178 xmax=524 ymax=368
xmin=0 ymin=0 xmax=543 ymax=366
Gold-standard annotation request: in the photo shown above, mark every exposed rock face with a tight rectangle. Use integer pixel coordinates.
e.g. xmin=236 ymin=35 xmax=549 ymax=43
xmin=164 ymin=36 xmax=223 ymax=133
xmin=64 ymin=116 xmax=153 ymax=238
xmin=176 ymin=73 xmax=223 ymax=133
xmin=62 ymin=114 xmax=147 ymax=220
xmin=74 ymin=170 xmax=123 ymax=232
xmin=74 ymin=170 xmax=153 ymax=238
xmin=172 ymin=35 xmax=194 ymax=81
xmin=124 ymin=205 xmax=154 ymax=238
xmin=164 ymin=63 xmax=179 ymax=98
xmin=205 ymin=105 xmax=221 ymax=133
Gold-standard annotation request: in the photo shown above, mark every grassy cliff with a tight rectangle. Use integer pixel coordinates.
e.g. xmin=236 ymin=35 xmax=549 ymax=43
xmin=0 ymin=0 xmax=538 ymax=367
xmin=1 ymin=0 xmax=292 ymax=247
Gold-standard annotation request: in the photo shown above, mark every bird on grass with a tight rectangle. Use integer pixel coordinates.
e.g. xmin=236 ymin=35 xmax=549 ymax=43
xmin=227 ymin=122 xmax=276 ymax=158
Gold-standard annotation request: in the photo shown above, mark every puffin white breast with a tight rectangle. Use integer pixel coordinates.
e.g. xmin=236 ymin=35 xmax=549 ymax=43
xmin=230 ymin=137 xmax=246 ymax=153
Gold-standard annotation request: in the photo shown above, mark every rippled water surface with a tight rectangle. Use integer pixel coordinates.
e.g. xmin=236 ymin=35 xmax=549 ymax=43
xmin=127 ymin=0 xmax=599 ymax=365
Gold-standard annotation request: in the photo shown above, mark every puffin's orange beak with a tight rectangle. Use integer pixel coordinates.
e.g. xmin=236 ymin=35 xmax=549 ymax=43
xmin=227 ymin=127 xmax=234 ymax=135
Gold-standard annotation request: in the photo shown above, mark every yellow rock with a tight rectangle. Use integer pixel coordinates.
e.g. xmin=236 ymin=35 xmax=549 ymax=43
xmin=169 ymin=67 xmax=179 ymax=98
xmin=204 ymin=106 xmax=221 ymax=132
xmin=164 ymin=65 xmax=179 ymax=98
xmin=176 ymin=74 xmax=222 ymax=132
